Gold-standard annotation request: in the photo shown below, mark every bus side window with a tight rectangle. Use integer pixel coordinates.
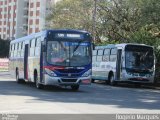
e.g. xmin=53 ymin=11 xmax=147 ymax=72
xmin=29 ymin=40 xmax=31 ymax=56
xmin=110 ymin=48 xmax=117 ymax=62
xmin=92 ymin=50 xmax=97 ymax=62
xmin=17 ymin=43 xmax=19 ymax=57
xmin=12 ymin=44 xmax=14 ymax=57
xmin=14 ymin=43 xmax=17 ymax=57
xmin=97 ymin=49 xmax=103 ymax=62
xmin=21 ymin=42 xmax=24 ymax=57
xmin=30 ymin=39 xmax=36 ymax=57
xmin=9 ymin=44 xmax=12 ymax=58
xmin=35 ymin=37 xmax=41 ymax=56
xmin=103 ymin=49 xmax=110 ymax=62
xmin=18 ymin=43 xmax=21 ymax=57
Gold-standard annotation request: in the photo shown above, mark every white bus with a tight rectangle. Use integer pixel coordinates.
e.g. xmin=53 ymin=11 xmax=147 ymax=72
xmin=92 ymin=43 xmax=155 ymax=86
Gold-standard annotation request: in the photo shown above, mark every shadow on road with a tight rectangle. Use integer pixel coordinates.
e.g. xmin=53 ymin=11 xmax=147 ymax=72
xmin=94 ymin=80 xmax=160 ymax=90
xmin=0 ymin=78 xmax=160 ymax=111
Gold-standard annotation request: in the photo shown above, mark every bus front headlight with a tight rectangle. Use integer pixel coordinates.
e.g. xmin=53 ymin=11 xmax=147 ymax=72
xmin=82 ymin=69 xmax=91 ymax=77
xmin=45 ymin=68 xmax=57 ymax=77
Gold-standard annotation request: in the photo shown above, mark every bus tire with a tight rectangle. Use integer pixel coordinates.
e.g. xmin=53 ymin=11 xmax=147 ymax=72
xmin=35 ymin=73 xmax=43 ymax=89
xmin=109 ymin=74 xmax=117 ymax=86
xmin=71 ymin=85 xmax=79 ymax=91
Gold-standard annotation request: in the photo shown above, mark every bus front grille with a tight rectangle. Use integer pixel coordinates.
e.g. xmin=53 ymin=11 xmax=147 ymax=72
xmin=61 ymin=79 xmax=77 ymax=82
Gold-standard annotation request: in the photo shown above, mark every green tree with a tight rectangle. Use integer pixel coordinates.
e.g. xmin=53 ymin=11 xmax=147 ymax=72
xmin=47 ymin=0 xmax=93 ymax=31
xmin=139 ymin=0 xmax=160 ymax=39
xmin=128 ymin=0 xmax=160 ymax=58
xmin=47 ymin=0 xmax=160 ymax=45
xmin=47 ymin=0 xmax=160 ymax=81
xmin=97 ymin=0 xmax=142 ymax=42
xmin=47 ymin=0 xmax=104 ymax=42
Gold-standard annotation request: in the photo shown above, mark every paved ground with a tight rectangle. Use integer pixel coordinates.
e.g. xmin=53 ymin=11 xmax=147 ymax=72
xmin=0 ymin=72 xmax=160 ymax=114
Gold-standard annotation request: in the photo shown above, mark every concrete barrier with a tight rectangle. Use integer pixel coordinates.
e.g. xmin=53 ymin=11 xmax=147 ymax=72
xmin=0 ymin=58 xmax=9 ymax=72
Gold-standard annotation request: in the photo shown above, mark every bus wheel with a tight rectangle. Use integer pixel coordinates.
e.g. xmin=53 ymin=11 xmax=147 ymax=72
xmin=71 ymin=85 xmax=79 ymax=91
xmin=35 ymin=74 xmax=43 ymax=89
xmin=109 ymin=74 xmax=117 ymax=86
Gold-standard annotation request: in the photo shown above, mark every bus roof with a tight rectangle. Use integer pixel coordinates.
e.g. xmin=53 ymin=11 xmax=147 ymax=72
xmin=10 ymin=30 xmax=47 ymax=44
xmin=95 ymin=43 xmax=153 ymax=49
xmin=47 ymin=29 xmax=90 ymax=34
xmin=10 ymin=29 xmax=91 ymax=44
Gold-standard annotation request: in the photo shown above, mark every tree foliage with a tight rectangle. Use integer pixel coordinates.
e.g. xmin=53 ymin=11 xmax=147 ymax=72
xmin=47 ymin=0 xmax=159 ymax=39
xmin=97 ymin=0 xmax=142 ymax=41
xmin=47 ymin=0 xmax=93 ymax=31
xmin=47 ymin=0 xmax=160 ymax=51
xmin=47 ymin=0 xmax=160 ymax=82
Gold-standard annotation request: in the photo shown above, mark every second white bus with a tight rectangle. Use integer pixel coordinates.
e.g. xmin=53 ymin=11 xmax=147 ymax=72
xmin=92 ymin=43 xmax=155 ymax=86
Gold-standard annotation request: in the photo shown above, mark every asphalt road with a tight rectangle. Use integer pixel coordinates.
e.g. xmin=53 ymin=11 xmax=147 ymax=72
xmin=0 ymin=72 xmax=160 ymax=114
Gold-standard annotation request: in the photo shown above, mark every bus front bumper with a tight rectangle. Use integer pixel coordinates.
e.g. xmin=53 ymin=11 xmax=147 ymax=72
xmin=121 ymin=75 xmax=154 ymax=83
xmin=43 ymin=74 xmax=91 ymax=86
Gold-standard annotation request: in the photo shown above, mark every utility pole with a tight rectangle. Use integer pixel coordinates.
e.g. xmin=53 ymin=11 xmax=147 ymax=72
xmin=92 ymin=0 xmax=97 ymax=43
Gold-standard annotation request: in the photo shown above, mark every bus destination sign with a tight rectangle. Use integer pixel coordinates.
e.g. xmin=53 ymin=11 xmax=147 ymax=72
xmin=55 ymin=33 xmax=84 ymax=39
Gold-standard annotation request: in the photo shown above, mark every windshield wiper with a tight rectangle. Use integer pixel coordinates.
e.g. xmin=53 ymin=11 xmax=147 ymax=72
xmin=73 ymin=41 xmax=83 ymax=54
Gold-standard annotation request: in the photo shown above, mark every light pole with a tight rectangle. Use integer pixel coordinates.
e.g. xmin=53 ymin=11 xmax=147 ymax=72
xmin=92 ymin=0 xmax=97 ymax=43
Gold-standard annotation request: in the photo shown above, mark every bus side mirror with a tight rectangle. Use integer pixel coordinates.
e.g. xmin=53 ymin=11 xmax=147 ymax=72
xmin=42 ymin=45 xmax=46 ymax=52
xmin=92 ymin=43 xmax=95 ymax=50
xmin=41 ymin=42 xmax=46 ymax=52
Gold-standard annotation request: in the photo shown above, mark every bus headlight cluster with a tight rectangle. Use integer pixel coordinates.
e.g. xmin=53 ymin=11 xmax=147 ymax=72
xmin=45 ymin=68 xmax=57 ymax=77
xmin=146 ymin=74 xmax=152 ymax=77
xmin=82 ymin=69 xmax=91 ymax=77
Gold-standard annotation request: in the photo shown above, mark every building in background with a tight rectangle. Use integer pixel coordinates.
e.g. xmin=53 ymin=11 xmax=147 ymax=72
xmin=0 ymin=0 xmax=60 ymax=40
xmin=0 ymin=0 xmax=17 ymax=40
xmin=16 ymin=0 xmax=29 ymax=39
xmin=28 ymin=0 xmax=59 ymax=34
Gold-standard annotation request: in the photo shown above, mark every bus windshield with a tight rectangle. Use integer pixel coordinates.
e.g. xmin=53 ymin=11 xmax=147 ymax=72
xmin=125 ymin=45 xmax=154 ymax=73
xmin=47 ymin=41 xmax=91 ymax=67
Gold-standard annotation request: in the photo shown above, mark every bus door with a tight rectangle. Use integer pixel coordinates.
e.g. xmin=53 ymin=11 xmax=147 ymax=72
xmin=116 ymin=49 xmax=122 ymax=80
xmin=40 ymin=41 xmax=44 ymax=83
xmin=24 ymin=44 xmax=29 ymax=80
